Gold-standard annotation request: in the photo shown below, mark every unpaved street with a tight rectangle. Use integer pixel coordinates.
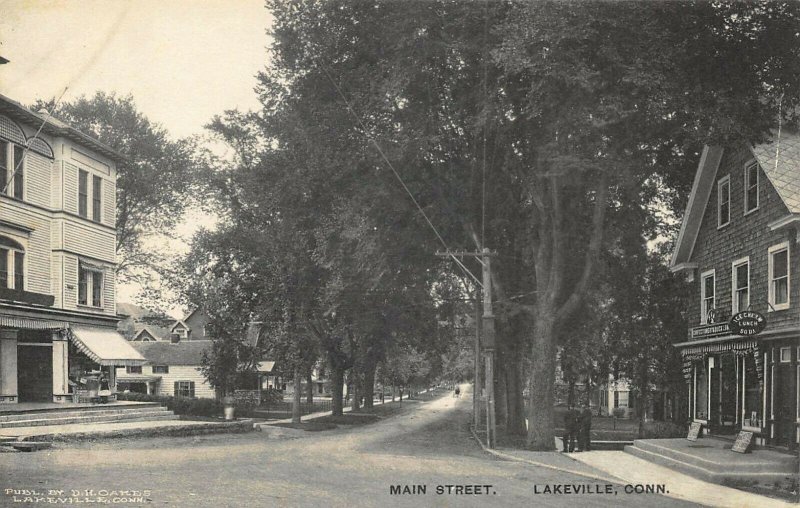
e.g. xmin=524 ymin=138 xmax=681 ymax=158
xmin=2 ymin=391 xmax=697 ymax=507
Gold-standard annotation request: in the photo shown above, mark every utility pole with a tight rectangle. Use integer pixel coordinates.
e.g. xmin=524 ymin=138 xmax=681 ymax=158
xmin=474 ymin=287 xmax=482 ymax=432
xmin=436 ymin=248 xmax=496 ymax=448
xmin=480 ymin=248 xmax=496 ymax=448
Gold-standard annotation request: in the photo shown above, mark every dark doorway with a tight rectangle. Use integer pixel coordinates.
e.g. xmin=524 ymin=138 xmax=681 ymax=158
xmin=17 ymin=345 xmax=53 ymax=402
xmin=774 ymin=359 xmax=796 ymax=449
xmin=710 ymin=354 xmax=737 ymax=434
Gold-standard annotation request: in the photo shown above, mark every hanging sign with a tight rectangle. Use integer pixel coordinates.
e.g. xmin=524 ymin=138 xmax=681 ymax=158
xmin=729 ymin=311 xmax=766 ymax=336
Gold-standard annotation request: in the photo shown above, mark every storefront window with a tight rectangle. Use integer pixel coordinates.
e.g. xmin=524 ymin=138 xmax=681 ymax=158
xmin=743 ymin=355 xmax=761 ymax=428
xmin=695 ymin=361 xmax=708 ymax=420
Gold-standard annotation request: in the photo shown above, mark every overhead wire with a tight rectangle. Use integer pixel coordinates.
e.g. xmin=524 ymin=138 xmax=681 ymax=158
xmin=319 ymin=64 xmax=482 ymax=288
xmin=2 ymin=86 xmax=69 ymax=195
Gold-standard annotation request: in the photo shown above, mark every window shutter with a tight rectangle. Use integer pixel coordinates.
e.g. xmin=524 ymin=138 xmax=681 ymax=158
xmin=174 ymin=381 xmax=180 ymax=397
xmin=189 ymin=382 xmax=195 ymax=398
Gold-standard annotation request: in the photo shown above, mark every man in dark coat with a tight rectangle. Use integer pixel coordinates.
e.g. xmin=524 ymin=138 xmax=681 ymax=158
xmin=578 ymin=405 xmax=592 ymax=452
xmin=562 ymin=406 xmax=578 ymax=452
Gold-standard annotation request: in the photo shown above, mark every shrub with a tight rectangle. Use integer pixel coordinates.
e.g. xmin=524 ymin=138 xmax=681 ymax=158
xmin=640 ymin=420 xmax=687 ymax=439
xmin=612 ymin=407 xmax=626 ymax=419
xmin=116 ymin=392 xmax=222 ymax=417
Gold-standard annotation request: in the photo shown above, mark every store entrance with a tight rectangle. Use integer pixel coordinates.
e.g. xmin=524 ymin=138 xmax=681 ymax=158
xmin=710 ymin=353 xmax=738 ymax=434
xmin=17 ymin=345 xmax=53 ymax=402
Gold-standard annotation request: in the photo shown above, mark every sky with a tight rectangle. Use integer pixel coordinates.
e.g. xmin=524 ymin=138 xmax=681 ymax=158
xmin=0 ymin=0 xmax=272 ymax=312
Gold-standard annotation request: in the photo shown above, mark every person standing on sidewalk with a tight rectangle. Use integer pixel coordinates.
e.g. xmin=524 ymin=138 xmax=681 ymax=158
xmin=562 ymin=406 xmax=578 ymax=452
xmin=578 ymin=405 xmax=592 ymax=452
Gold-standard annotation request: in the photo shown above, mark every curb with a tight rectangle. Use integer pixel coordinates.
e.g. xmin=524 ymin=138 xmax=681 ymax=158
xmin=14 ymin=419 xmax=256 ymax=443
xmin=468 ymin=424 xmax=622 ymax=484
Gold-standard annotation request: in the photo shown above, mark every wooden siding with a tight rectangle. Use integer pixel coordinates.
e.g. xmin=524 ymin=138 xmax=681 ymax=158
xmin=102 ymin=177 xmax=115 ymax=228
xmin=62 ymin=161 xmax=78 ymax=214
xmin=0 ymin=200 xmax=51 ymax=294
xmin=689 ymin=145 xmax=799 ymax=329
xmin=24 ymin=152 xmax=51 ymax=209
xmin=115 ymin=365 xmax=215 ymax=399
xmin=62 ymin=220 xmax=115 ymax=262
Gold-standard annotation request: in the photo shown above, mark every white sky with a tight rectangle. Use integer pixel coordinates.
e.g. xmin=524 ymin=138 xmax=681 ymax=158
xmin=0 ymin=0 xmax=272 ymax=312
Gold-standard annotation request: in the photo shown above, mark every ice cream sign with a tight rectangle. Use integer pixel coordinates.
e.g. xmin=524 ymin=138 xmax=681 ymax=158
xmin=729 ymin=311 xmax=766 ymax=336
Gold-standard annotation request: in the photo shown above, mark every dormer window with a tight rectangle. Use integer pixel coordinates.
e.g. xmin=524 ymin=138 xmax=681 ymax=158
xmin=718 ymin=175 xmax=730 ymax=227
xmin=744 ymin=161 xmax=759 ymax=214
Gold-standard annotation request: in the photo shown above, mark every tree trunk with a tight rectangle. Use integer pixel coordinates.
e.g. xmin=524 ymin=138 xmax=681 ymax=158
xmin=363 ymin=364 xmax=376 ymax=409
xmin=505 ymin=358 xmax=527 ymax=435
xmin=351 ymin=379 xmax=361 ymax=411
xmin=399 ymin=386 xmax=403 ymax=404
xmin=495 ymin=349 xmax=509 ymax=429
xmin=306 ymin=368 xmax=314 ymax=404
xmin=567 ymin=378 xmax=576 ymax=408
xmin=527 ymin=316 xmax=557 ymax=450
xmin=331 ymin=366 xmax=345 ymax=416
xmin=637 ymin=369 xmax=650 ymax=438
xmin=292 ymin=367 xmax=302 ymax=424
xmin=391 ymin=385 xmax=396 ymax=401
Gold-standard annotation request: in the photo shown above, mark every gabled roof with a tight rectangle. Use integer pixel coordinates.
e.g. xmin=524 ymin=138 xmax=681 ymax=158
xmin=129 ymin=340 xmax=212 ymax=366
xmin=671 ymin=131 xmax=800 ymax=269
xmin=752 ymin=131 xmax=800 ymax=213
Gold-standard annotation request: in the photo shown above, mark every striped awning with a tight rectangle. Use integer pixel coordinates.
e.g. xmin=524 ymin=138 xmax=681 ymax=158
xmin=680 ymin=339 xmax=758 ymax=356
xmin=68 ymin=326 xmax=146 ymax=367
xmin=0 ymin=315 xmax=68 ymax=330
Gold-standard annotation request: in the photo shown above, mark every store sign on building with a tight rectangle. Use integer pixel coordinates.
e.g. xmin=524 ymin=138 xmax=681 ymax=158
xmin=688 ymin=322 xmax=730 ymax=340
xmin=729 ymin=311 xmax=766 ymax=336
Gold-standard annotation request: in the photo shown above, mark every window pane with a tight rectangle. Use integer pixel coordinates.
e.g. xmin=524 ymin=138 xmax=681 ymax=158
xmin=12 ymin=145 xmax=23 ymax=199
xmin=704 ymin=275 xmax=714 ymax=297
xmin=14 ymin=251 xmax=23 ymax=290
xmin=92 ymin=176 xmax=102 ymax=221
xmin=0 ymin=248 xmax=7 ymax=288
xmin=78 ymin=170 xmax=88 ymax=217
xmin=92 ymin=271 xmax=102 ymax=307
xmin=736 ymin=264 xmax=748 ymax=289
xmin=78 ymin=268 xmax=88 ymax=305
xmin=748 ymin=165 xmax=758 ymax=188
xmin=0 ymin=141 xmax=7 ymax=194
xmin=775 ymin=278 xmax=788 ymax=305
xmin=774 ymin=250 xmax=788 ymax=278
xmin=737 ymin=289 xmax=748 ymax=313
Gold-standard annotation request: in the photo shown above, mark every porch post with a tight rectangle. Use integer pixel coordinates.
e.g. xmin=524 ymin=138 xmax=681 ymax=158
xmin=52 ymin=332 xmax=69 ymax=403
xmin=0 ymin=329 xmax=18 ymax=403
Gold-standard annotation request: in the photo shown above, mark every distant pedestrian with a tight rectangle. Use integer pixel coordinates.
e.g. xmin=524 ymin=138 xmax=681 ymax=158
xmin=454 ymin=386 xmax=461 ymax=398
xmin=578 ymin=405 xmax=592 ymax=452
xmin=562 ymin=406 xmax=578 ymax=452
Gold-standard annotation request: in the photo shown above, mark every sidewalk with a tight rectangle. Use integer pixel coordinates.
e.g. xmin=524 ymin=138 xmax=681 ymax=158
xmin=569 ymin=450 xmax=795 ymax=508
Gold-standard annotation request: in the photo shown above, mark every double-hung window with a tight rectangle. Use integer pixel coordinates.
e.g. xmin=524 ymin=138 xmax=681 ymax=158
xmin=0 ymin=141 xmax=24 ymax=199
xmin=718 ymin=176 xmax=730 ymax=227
xmin=732 ymin=258 xmax=749 ymax=314
xmin=78 ymin=263 xmax=103 ymax=308
xmin=175 ymin=381 xmax=195 ymax=398
xmin=701 ymin=269 xmax=715 ymax=323
xmin=78 ymin=170 xmax=102 ymax=222
xmin=744 ymin=161 xmax=759 ymax=213
xmin=78 ymin=170 xmax=88 ymax=217
xmin=769 ymin=242 xmax=790 ymax=311
xmin=0 ymin=237 xmax=24 ymax=290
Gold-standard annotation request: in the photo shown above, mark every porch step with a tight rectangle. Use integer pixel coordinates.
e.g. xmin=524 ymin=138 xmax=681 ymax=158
xmin=624 ymin=439 xmax=796 ymax=484
xmin=0 ymin=407 xmax=178 ymax=429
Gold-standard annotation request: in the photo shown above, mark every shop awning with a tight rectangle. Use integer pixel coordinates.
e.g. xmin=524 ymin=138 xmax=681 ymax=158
xmin=68 ymin=326 xmax=146 ymax=367
xmin=257 ymin=361 xmax=275 ymax=373
xmin=0 ymin=315 xmax=68 ymax=330
xmin=117 ymin=375 xmax=161 ymax=383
